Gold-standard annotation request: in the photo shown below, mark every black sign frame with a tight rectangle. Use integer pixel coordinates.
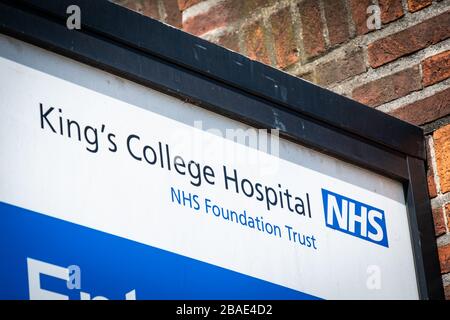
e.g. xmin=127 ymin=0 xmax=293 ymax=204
xmin=0 ymin=0 xmax=444 ymax=299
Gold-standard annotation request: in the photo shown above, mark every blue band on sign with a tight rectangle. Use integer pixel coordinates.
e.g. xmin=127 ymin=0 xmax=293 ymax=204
xmin=0 ymin=201 xmax=319 ymax=300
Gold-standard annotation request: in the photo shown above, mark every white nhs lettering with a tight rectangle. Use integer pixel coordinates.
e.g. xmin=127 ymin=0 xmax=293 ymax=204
xmin=322 ymin=189 xmax=388 ymax=248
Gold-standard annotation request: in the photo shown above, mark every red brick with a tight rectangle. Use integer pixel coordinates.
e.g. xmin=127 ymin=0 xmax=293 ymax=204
xmin=299 ymin=0 xmax=326 ymax=59
xmin=447 ymin=203 xmax=450 ymax=232
xmin=426 ymin=138 xmax=438 ymax=199
xmin=407 ymin=0 xmax=432 ymax=12
xmin=389 ymin=88 xmax=450 ymax=125
xmin=352 ymin=66 xmax=422 ymax=107
xmin=422 ymin=50 xmax=450 ymax=87
xmin=368 ymin=11 xmax=450 ymax=68
xmin=316 ymin=48 xmax=366 ymax=86
xmin=244 ymin=20 xmax=271 ymax=65
xmin=379 ymin=0 xmax=404 ymax=24
xmin=433 ymin=206 xmax=446 ymax=236
xmin=323 ymin=0 xmax=350 ymax=46
xmin=182 ymin=0 xmax=275 ymax=36
xmin=270 ymin=7 xmax=299 ymax=69
xmin=177 ymin=0 xmax=205 ymax=11
xmin=349 ymin=0 xmax=373 ymax=36
xmin=183 ymin=0 xmax=242 ymax=36
xmin=438 ymin=243 xmax=450 ymax=274
xmin=434 ymin=124 xmax=450 ymax=194
xmin=428 ymin=175 xmax=438 ymax=198
xmin=162 ymin=0 xmax=182 ymax=28
xmin=216 ymin=31 xmax=239 ymax=52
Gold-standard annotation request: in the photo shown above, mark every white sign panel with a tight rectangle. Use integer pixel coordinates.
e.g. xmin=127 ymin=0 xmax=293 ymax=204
xmin=0 ymin=34 xmax=419 ymax=299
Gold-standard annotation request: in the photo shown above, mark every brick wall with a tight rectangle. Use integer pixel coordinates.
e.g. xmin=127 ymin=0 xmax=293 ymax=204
xmin=112 ymin=0 xmax=450 ymax=299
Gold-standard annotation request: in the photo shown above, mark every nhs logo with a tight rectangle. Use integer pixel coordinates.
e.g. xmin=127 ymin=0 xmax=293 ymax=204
xmin=321 ymin=189 xmax=388 ymax=248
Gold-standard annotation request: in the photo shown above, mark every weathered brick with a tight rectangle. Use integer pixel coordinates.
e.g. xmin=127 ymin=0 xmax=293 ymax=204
xmin=163 ymin=0 xmax=182 ymax=28
xmin=115 ymin=0 xmax=160 ymax=19
xmin=368 ymin=11 xmax=450 ymax=68
xmin=323 ymin=0 xmax=350 ymax=46
xmin=316 ymin=48 xmax=366 ymax=86
xmin=299 ymin=0 xmax=326 ymax=59
xmin=296 ymin=70 xmax=316 ymax=83
xmin=428 ymin=175 xmax=438 ymax=198
xmin=352 ymin=66 xmax=422 ymax=107
xmin=183 ymin=0 xmax=241 ymax=36
xmin=447 ymin=203 xmax=450 ymax=232
xmin=216 ymin=31 xmax=240 ymax=52
xmin=433 ymin=206 xmax=446 ymax=236
xmin=244 ymin=20 xmax=271 ymax=65
xmin=349 ymin=0 xmax=373 ymax=35
xmin=407 ymin=0 xmax=432 ymax=12
xmin=389 ymin=88 xmax=450 ymax=125
xmin=177 ymin=0 xmax=205 ymax=11
xmin=426 ymin=138 xmax=438 ymax=199
xmin=422 ymin=50 xmax=450 ymax=87
xmin=243 ymin=0 xmax=276 ymax=10
xmin=270 ymin=7 xmax=299 ymax=69
xmin=379 ymin=0 xmax=404 ymax=24
xmin=434 ymin=124 xmax=450 ymax=194
xmin=438 ymin=243 xmax=450 ymax=274
xmin=445 ymin=284 xmax=450 ymax=301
